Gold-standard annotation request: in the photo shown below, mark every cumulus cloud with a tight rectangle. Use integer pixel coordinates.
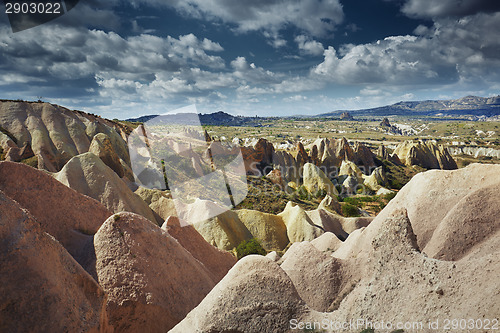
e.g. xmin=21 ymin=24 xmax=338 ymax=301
xmin=295 ymin=35 xmax=324 ymax=56
xmin=0 ymin=25 xmax=226 ymax=84
xmin=400 ymin=0 xmax=500 ymax=18
xmin=133 ymin=0 xmax=344 ymax=38
xmin=313 ymin=12 xmax=500 ymax=87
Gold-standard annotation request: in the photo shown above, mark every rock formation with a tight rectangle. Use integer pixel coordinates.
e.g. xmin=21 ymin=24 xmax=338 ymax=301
xmin=0 ymin=161 xmax=111 ymax=273
xmin=0 ymin=100 xmax=129 ymax=172
xmin=171 ymin=163 xmax=500 ymax=332
xmin=0 ymin=190 xmax=109 ymax=333
xmin=53 ymin=152 xmax=158 ymax=224
xmin=94 ymin=212 xmax=217 ymax=332
xmin=302 ymin=162 xmax=338 ymax=196
xmin=89 ymin=133 xmax=125 ymax=178
xmin=394 ymin=140 xmax=457 ymax=170
xmin=236 ymin=209 xmax=289 ymax=251
xmin=162 ymin=216 xmax=236 ymax=281
xmin=169 ymin=256 xmax=307 ymax=333
xmin=340 ymin=112 xmax=354 ymax=120
xmin=278 ymin=202 xmax=322 ymax=243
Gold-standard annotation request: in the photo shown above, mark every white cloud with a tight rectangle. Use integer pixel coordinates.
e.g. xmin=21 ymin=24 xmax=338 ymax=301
xmin=401 ymin=0 xmax=500 ymax=18
xmin=134 ymin=0 xmax=344 ymax=38
xmin=283 ymin=95 xmax=308 ymax=102
xmin=295 ymin=35 xmax=324 ymax=56
xmin=313 ymin=12 xmax=500 ymax=87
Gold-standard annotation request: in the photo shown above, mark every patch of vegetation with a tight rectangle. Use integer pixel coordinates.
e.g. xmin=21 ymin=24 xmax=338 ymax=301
xmin=236 ymin=238 xmax=266 ymax=259
xmin=236 ymin=176 xmax=318 ymax=214
xmin=382 ymin=160 xmax=425 ymax=190
xmin=341 ymin=203 xmax=360 ymax=217
xmin=20 ymin=156 xmax=38 ymax=168
xmin=77 ymin=228 xmax=94 ymax=236
xmin=114 ymin=214 xmax=120 ymax=221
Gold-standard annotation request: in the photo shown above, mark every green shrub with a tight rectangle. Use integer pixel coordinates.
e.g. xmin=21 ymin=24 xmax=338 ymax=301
xmin=341 ymin=203 xmax=360 ymax=217
xmin=360 ymin=329 xmax=375 ymax=333
xmin=236 ymin=238 xmax=266 ymax=259
xmin=21 ymin=156 xmax=38 ymax=168
xmin=383 ymin=192 xmax=397 ymax=202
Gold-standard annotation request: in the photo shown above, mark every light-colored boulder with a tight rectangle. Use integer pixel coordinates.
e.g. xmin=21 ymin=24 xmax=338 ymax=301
xmin=280 ymin=241 xmax=351 ymax=312
xmin=302 ymin=162 xmax=338 ymax=196
xmin=318 ymin=193 xmax=342 ymax=214
xmin=278 ymin=201 xmax=323 ymax=242
xmin=170 ymin=256 xmax=307 ymax=333
xmin=339 ymin=160 xmax=363 ymax=180
xmin=394 ymin=140 xmax=457 ymax=170
xmin=94 ymin=212 xmax=216 ymax=332
xmin=362 ymin=166 xmax=387 ymax=191
xmin=0 ymin=190 xmax=108 ymax=333
xmin=53 ymin=152 xmax=158 ymax=224
xmin=236 ymin=209 xmax=289 ymax=251
xmin=342 ymin=175 xmax=358 ymax=196
xmin=191 ymin=207 xmax=253 ymax=251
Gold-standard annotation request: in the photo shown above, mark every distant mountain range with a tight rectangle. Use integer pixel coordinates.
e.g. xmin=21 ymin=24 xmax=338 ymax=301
xmin=126 ymin=111 xmax=265 ymax=126
xmin=126 ymin=95 xmax=500 ymax=124
xmin=317 ymin=95 xmax=500 ymax=117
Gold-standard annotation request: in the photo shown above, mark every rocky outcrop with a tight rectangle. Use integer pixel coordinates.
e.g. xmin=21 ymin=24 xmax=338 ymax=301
xmin=0 ymin=100 xmax=129 ymax=172
xmin=170 ymin=256 xmax=307 ymax=333
xmin=172 ymin=163 xmax=500 ymax=333
xmin=340 ymin=112 xmax=354 ymax=120
xmin=53 ymin=152 xmax=158 ymax=224
xmin=0 ymin=161 xmax=111 ymax=272
xmin=94 ymin=212 xmax=217 ymax=332
xmin=191 ymin=207 xmax=254 ymax=251
xmin=162 ymin=216 xmax=236 ymax=281
xmin=362 ymin=166 xmax=388 ymax=191
xmin=236 ymin=209 xmax=289 ymax=251
xmin=394 ymin=140 xmax=457 ymax=170
xmin=279 ymin=202 xmax=323 ymax=242
xmin=280 ymin=241 xmax=351 ymax=312
xmin=318 ymin=194 xmax=341 ymax=214
xmin=302 ymin=162 xmax=338 ymax=196
xmin=0 ymin=190 xmax=108 ymax=333
xmin=338 ymin=160 xmax=363 ymax=181
xmin=89 ymin=133 xmax=125 ymax=178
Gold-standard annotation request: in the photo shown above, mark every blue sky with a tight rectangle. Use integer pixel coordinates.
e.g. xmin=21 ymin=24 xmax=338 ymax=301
xmin=1 ymin=0 xmax=500 ymax=118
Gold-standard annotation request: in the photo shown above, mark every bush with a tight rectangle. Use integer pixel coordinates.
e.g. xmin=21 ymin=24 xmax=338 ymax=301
xmin=341 ymin=203 xmax=360 ymax=217
xmin=383 ymin=192 xmax=397 ymax=202
xmin=236 ymin=238 xmax=266 ymax=259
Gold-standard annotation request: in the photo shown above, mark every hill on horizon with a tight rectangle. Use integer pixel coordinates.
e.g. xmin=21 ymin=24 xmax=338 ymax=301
xmin=124 ymin=95 xmax=500 ymax=123
xmin=317 ymin=95 xmax=500 ymax=118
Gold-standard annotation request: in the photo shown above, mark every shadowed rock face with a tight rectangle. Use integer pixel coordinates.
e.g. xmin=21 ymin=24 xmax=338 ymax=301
xmin=0 ymin=101 xmax=129 ymax=172
xmin=89 ymin=132 xmax=125 ymax=178
xmin=0 ymin=161 xmax=111 ymax=273
xmin=162 ymin=216 xmax=236 ymax=282
xmin=0 ymin=190 xmax=109 ymax=333
xmin=94 ymin=212 xmax=217 ymax=332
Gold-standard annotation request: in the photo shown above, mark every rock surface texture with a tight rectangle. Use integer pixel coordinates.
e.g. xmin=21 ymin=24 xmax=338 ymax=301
xmin=0 ymin=190 xmax=109 ymax=333
xmin=171 ymin=163 xmax=500 ymax=332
